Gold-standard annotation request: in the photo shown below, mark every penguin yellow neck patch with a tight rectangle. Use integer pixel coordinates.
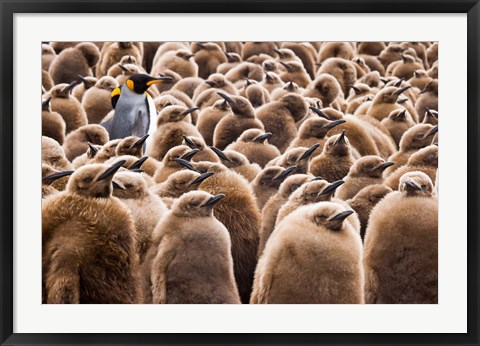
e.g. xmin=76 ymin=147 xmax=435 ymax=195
xmin=126 ymin=79 xmax=135 ymax=91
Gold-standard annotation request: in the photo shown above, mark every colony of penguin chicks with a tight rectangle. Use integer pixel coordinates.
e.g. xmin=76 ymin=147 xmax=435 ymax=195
xmin=41 ymin=41 xmax=438 ymax=304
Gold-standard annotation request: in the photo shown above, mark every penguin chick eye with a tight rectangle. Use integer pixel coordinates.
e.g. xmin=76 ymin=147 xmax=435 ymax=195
xmin=417 ymin=132 xmax=424 ymax=138
xmin=83 ymin=177 xmax=93 ymax=183
xmin=421 ymin=184 xmax=427 ymax=189
xmin=51 ymin=156 xmax=61 ymax=162
xmin=290 ymin=184 xmax=300 ymax=192
xmin=190 ymin=201 xmax=201 ymax=207
xmin=124 ymin=184 xmax=134 ymax=189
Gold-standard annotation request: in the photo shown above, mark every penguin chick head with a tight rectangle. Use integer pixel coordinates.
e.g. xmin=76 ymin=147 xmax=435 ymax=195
xmin=162 ymin=170 xmax=215 ymax=197
xmin=204 ymin=74 xmax=227 ymax=88
xmin=95 ymin=139 xmax=121 ymax=162
xmin=126 ymin=73 xmax=173 ymax=94
xmin=176 ymin=49 xmax=195 ymax=61
xmin=116 ymin=134 xmax=149 ymax=157
xmin=42 ymin=136 xmax=71 ymax=170
xmin=407 ymin=145 xmax=438 ymax=168
xmin=163 ymin=145 xmax=199 ymax=167
xmin=388 ymin=108 xmax=412 ymax=123
xmin=210 ymin=147 xmax=249 ymax=169
xmin=225 ymin=52 xmax=241 ymax=63
xmin=309 ymin=202 xmax=355 ymax=232
xmin=349 ymin=83 xmax=371 ymax=98
xmin=76 ymin=124 xmax=110 ymax=146
xmin=279 ymin=60 xmax=304 ymax=73
xmin=78 ymin=75 xmax=97 ymax=89
xmin=171 ymin=191 xmax=225 ymax=218
xmin=350 ymin=155 xmax=395 ymax=178
xmin=280 ymin=145 xmax=320 ymax=170
xmin=212 ymin=98 xmax=231 ymax=112
xmin=182 ymin=136 xmax=206 ymax=150
xmin=399 ymin=171 xmax=434 ymax=197
xmin=49 ymin=81 xmax=79 ymax=98
xmin=157 ymin=105 xmax=198 ymax=126
xmin=399 ymin=124 xmax=438 ymax=151
xmin=323 ymin=131 xmax=351 ymax=157
xmin=238 ymin=129 xmax=272 ymax=144
xmin=310 ymin=74 xmax=342 ymax=105
xmin=289 ymin=179 xmax=333 ymax=204
xmin=278 ymin=173 xmax=312 ymax=198
xmin=42 ymin=43 xmax=55 ymax=55
xmin=374 ymin=85 xmax=412 ymax=104
xmin=67 ymin=160 xmax=125 ymax=198
xmin=96 ymin=76 xmax=119 ymax=92
xmin=263 ymin=71 xmax=282 ymax=85
xmin=118 ymin=63 xmax=143 ymax=76
xmin=282 ymin=80 xmax=300 ymax=93
xmin=256 ymin=166 xmax=297 ymax=188
xmin=105 ymin=155 xmax=148 ymax=171
xmin=413 ymin=69 xmax=429 ymax=78
xmin=119 ymin=54 xmax=137 ymax=65
xmin=351 ymin=184 xmax=393 ymax=204
xmin=280 ymin=93 xmax=308 ymax=121
xmin=112 ymin=171 xmax=148 ymax=199
xmin=217 ymin=93 xmax=255 ymax=118
xmin=423 ymin=108 xmax=438 ymax=125
xmin=154 ymin=95 xmax=182 ymax=112
xmin=420 ymin=79 xmax=438 ymax=96
xmin=42 ymin=164 xmax=74 ymax=191
xmin=298 ymin=117 xmax=346 ymax=139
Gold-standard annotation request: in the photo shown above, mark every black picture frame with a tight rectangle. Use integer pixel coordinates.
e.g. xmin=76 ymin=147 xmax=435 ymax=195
xmin=1 ymin=1 xmax=478 ymax=345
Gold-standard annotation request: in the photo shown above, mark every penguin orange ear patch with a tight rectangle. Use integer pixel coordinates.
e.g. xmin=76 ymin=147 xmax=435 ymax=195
xmin=126 ymin=79 xmax=135 ymax=91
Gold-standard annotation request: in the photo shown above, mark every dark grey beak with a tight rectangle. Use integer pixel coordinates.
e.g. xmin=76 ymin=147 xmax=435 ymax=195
xmin=129 ymin=156 xmax=148 ymax=170
xmin=42 ymin=96 xmax=52 ymax=110
xmin=183 ymin=135 xmax=197 ymax=149
xmin=404 ymin=179 xmax=422 ymax=191
xmin=333 ymin=130 xmax=347 ymax=146
xmin=180 ymin=148 xmax=200 ymax=161
xmin=205 ymin=80 xmax=217 ymax=87
xmin=43 ymin=170 xmax=74 ymax=184
xmin=97 ymin=160 xmax=126 ymax=181
xmin=132 ymin=134 xmax=149 ymax=149
xmin=376 ymin=161 xmax=395 ymax=171
xmin=275 ymin=166 xmax=297 ymax=181
xmin=87 ymin=142 xmax=99 ymax=155
xmin=217 ymin=92 xmax=235 ymax=105
xmin=190 ymin=172 xmax=215 ymax=186
xmin=329 ymin=210 xmax=354 ymax=222
xmin=181 ymin=107 xmax=199 ymax=116
xmin=393 ymin=85 xmax=411 ymax=96
xmin=325 ymin=119 xmax=346 ymax=129
xmin=321 ymin=180 xmax=345 ymax=195
xmin=298 ymin=144 xmax=320 ymax=161
xmin=425 ymin=125 xmax=438 ymax=137
xmin=203 ymin=193 xmax=225 ymax=207
xmin=173 ymin=158 xmax=196 ymax=171
xmin=210 ymin=146 xmax=231 ymax=162
xmin=309 ymin=106 xmax=329 ymax=119
xmin=254 ymin=132 xmax=272 ymax=143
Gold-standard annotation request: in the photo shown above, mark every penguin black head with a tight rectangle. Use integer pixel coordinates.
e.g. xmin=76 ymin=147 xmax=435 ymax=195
xmin=126 ymin=74 xmax=173 ymax=94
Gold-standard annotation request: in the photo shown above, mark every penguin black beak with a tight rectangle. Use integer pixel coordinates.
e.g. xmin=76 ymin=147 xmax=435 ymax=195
xmin=173 ymin=158 xmax=195 ymax=171
xmin=279 ymin=61 xmax=293 ymax=72
xmin=203 ymin=194 xmax=225 ymax=207
xmin=43 ymin=170 xmax=75 ymax=184
xmin=217 ymin=92 xmax=235 ymax=105
xmin=205 ymin=80 xmax=217 ymax=87
xmin=298 ymin=144 xmax=320 ymax=161
xmin=273 ymin=48 xmax=282 ymax=56
xmin=180 ymin=148 xmax=200 ymax=161
xmin=112 ymin=181 xmax=125 ymax=190
xmin=185 ymin=54 xmax=195 ymax=59
xmin=77 ymin=74 xmax=88 ymax=84
xmin=87 ymin=142 xmax=99 ymax=155
xmin=333 ymin=130 xmax=347 ymax=146
xmin=118 ymin=64 xmax=129 ymax=72
xmin=146 ymin=76 xmax=173 ymax=86
xmin=42 ymin=96 xmax=52 ymax=109
xmin=181 ymin=107 xmax=200 ymax=116
xmin=392 ymin=85 xmax=411 ymax=96
xmin=351 ymin=86 xmax=361 ymax=94
xmin=404 ymin=179 xmax=422 ymax=191
xmin=254 ymin=132 xmax=273 ymax=143
xmin=397 ymin=98 xmax=408 ymax=105
xmin=130 ymin=169 xmax=145 ymax=174
xmin=265 ymin=72 xmax=273 ymax=82
xmin=309 ymin=106 xmax=329 ymax=119
xmin=97 ymin=160 xmax=126 ymax=181
xmin=62 ymin=80 xmax=80 ymax=94
xmin=395 ymin=109 xmax=407 ymax=121
xmin=275 ymin=166 xmax=297 ymax=181
xmin=311 ymin=176 xmax=324 ymax=181
xmin=190 ymin=172 xmax=215 ymax=186
xmin=287 ymin=80 xmax=294 ymax=89
xmin=425 ymin=108 xmax=438 ymax=119
xmin=129 ymin=156 xmax=148 ymax=170
xmin=244 ymin=78 xmax=253 ymax=86
xmin=329 ymin=210 xmax=354 ymax=222
xmin=132 ymin=134 xmax=149 ymax=149
xmin=376 ymin=161 xmax=395 ymax=171
xmin=183 ymin=135 xmax=197 ymax=149
xmin=321 ymin=180 xmax=345 ymax=195
xmin=210 ymin=146 xmax=231 ymax=162
xmin=325 ymin=119 xmax=346 ymax=130
xmin=424 ymin=125 xmax=438 ymax=138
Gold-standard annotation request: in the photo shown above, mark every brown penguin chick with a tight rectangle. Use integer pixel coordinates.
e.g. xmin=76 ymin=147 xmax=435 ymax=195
xmin=355 ymin=114 xmax=398 ymax=160
xmin=212 ymin=93 xmax=264 ymax=150
xmin=192 ymin=74 xmax=238 ymax=108
xmin=49 ymin=42 xmax=100 ymax=84
xmin=42 ymin=136 xmax=72 ymax=170
xmin=408 ymin=69 xmax=433 ymax=91
xmin=71 ymin=143 xmax=101 ymax=169
xmin=147 ymin=191 xmax=240 ymax=304
xmin=272 ymin=145 xmax=320 ymax=175
xmin=380 ymin=109 xmax=416 ymax=147
xmin=364 ymin=171 xmax=438 ymax=303
xmin=106 ymin=55 xmax=143 ymax=78
xmin=346 ymin=83 xmax=376 ymax=102
xmin=152 ymin=145 xmax=200 ymax=183
xmin=261 ymin=58 xmax=279 ymax=73
xmin=147 ymin=106 xmax=201 ymax=161
xmin=270 ymin=80 xmax=303 ymax=101
xmin=287 ymin=116 xmax=346 ymax=152
xmin=347 ymin=184 xmax=393 ymax=240
xmin=318 ymin=42 xmax=355 ymax=62
xmin=42 ymin=44 xmax=57 ymax=71
xmin=378 ymin=43 xmax=404 ymax=69
xmin=42 ymin=97 xmax=66 ymax=145
xmin=390 ymin=53 xmax=424 ymax=80
xmin=217 ymin=52 xmax=243 ymax=74
xmin=224 ymin=62 xmax=264 ymax=84
xmin=112 ymin=171 xmax=168 ymax=264
xmin=72 ymin=75 xmax=97 ymax=102
xmin=384 ymin=145 xmax=438 ymax=190
xmin=416 ymin=80 xmax=438 ymax=121
xmin=365 ymin=85 xmax=411 ymax=121
xmin=427 ymin=43 xmax=438 ymax=67
xmin=317 ymin=57 xmax=357 ymax=95
xmin=151 ymin=170 xmax=215 ymax=207
xmin=191 ymin=41 xmax=225 ymax=53
xmin=42 ymin=69 xmax=54 ymax=91
xmin=242 ymin=42 xmax=278 ymax=60
xmin=360 ymin=56 xmax=386 ymax=78
xmin=225 ymin=42 xmax=243 ymax=55
xmin=280 ymin=42 xmax=317 ymax=79
xmin=209 ymin=147 xmax=261 ymax=182
xmin=336 ymin=155 xmax=395 ymax=200
xmin=42 ymin=160 xmax=140 ymax=304
xmin=346 ymin=94 xmax=374 ymax=115
xmin=193 ymin=42 xmax=228 ymax=79
xmin=148 ymin=69 xmax=181 ymax=94
xmin=251 ymin=165 xmax=297 ymax=210
xmin=309 ymin=131 xmax=355 ymax=182
xmin=225 ymin=129 xmax=281 ymax=168
xmin=182 ymin=135 xmax=219 ymax=163
xmin=153 ymin=42 xmax=189 ymax=59
xmin=400 ymin=41 xmax=429 ymax=69
xmin=49 ymin=42 xmax=79 ymax=54
xmin=357 ymin=42 xmax=386 ymax=56
xmin=251 ymin=202 xmax=363 ymax=304
xmin=239 ymin=79 xmax=271 ymax=108
xmin=303 ymin=73 xmax=343 ymax=107
xmin=115 ymin=134 xmax=149 ymax=158
xmin=42 ymin=164 xmax=73 ymax=198
xmin=351 ymin=56 xmax=370 ymax=79
xmin=49 ymin=81 xmax=88 ymax=134
xmin=96 ymin=42 xmax=143 ymax=78
xmin=90 ymin=139 xmax=121 ymax=163
xmin=81 ymin=76 xmax=119 ymax=124
xmin=258 ymin=174 xmax=312 ymax=255
xmin=153 ymin=95 xmax=188 ymax=115
xmin=62 ymin=124 xmax=109 ymax=162
xmin=113 ymin=63 xmax=145 ymax=87
xmin=256 ymin=93 xmax=308 ymax=152
xmin=141 ymin=42 xmax=161 ymax=72
xmin=427 ymin=61 xmax=438 ymax=79
xmin=384 ymin=124 xmax=438 ymax=176
xmin=151 ymin=49 xmax=197 ymax=78
xmin=171 ymin=76 xmax=204 ymax=99
xmin=422 ymin=108 xmax=438 ymax=125
xmin=261 ymin=71 xmax=284 ymax=93
xmin=196 ymin=99 xmax=232 ymax=146
xmin=278 ymin=61 xmax=311 ymax=88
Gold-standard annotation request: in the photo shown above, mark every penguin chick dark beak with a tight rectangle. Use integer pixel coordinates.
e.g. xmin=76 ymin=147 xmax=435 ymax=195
xmin=97 ymin=160 xmax=126 ymax=181
xmin=129 ymin=156 xmax=148 ymax=170
xmin=397 ymin=98 xmax=408 ymax=105
xmin=392 ymin=85 xmax=412 ymax=96
xmin=77 ymin=75 xmax=88 ymax=84
xmin=118 ymin=64 xmax=129 ymax=72
xmin=244 ymin=78 xmax=253 ymax=86
xmin=309 ymin=106 xmax=329 ymax=119
xmin=185 ymin=53 xmax=195 ymax=59
xmin=425 ymin=108 xmax=437 ymax=119
xmin=279 ymin=61 xmax=293 ymax=72
xmin=254 ymin=132 xmax=273 ymax=143
xmin=183 ymin=135 xmax=197 ymax=149
xmin=329 ymin=210 xmax=354 ymax=222
xmin=132 ymin=134 xmax=149 ymax=149
xmin=404 ymin=179 xmax=422 ymax=191
xmin=130 ymin=169 xmax=145 ymax=174
xmin=325 ymin=119 xmax=346 ymax=130
xmin=273 ymin=48 xmax=282 ymax=56
xmin=351 ymin=86 xmax=361 ymax=94
xmin=425 ymin=125 xmax=439 ymax=137
xmin=173 ymin=158 xmax=195 ymax=171
xmin=275 ymin=166 xmax=297 ymax=181
xmin=112 ymin=181 xmax=125 ymax=190
xmin=62 ymin=80 xmax=80 ymax=94
xmin=205 ymin=80 xmax=217 ymax=87
xmin=203 ymin=194 xmax=225 ymax=207
xmin=395 ymin=109 xmax=407 ymax=120
xmin=190 ymin=172 xmax=215 ymax=186
xmin=42 ymin=96 xmax=52 ymax=109
xmin=210 ymin=146 xmax=231 ymax=162
xmin=181 ymin=107 xmax=200 ymax=116
xmin=299 ymin=144 xmax=320 ymax=161
xmin=43 ymin=170 xmax=75 ymax=184
xmin=265 ymin=72 xmax=273 ymax=82
xmin=87 ymin=142 xmax=99 ymax=155
xmin=217 ymin=92 xmax=235 ymax=105
xmin=376 ymin=161 xmax=395 ymax=171
xmin=334 ymin=130 xmax=347 ymax=146
xmin=321 ymin=180 xmax=345 ymax=195
xmin=311 ymin=176 xmax=324 ymax=181
xmin=180 ymin=148 xmax=200 ymax=161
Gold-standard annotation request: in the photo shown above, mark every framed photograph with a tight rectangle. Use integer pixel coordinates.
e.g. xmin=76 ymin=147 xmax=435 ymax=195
xmin=1 ymin=0 xmax=479 ymax=345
